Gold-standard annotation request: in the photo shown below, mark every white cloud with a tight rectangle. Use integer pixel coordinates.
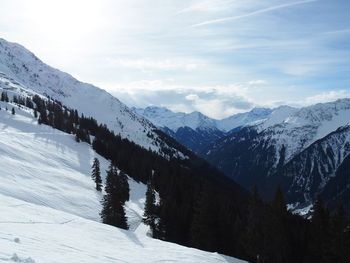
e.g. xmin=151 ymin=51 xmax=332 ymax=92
xmin=248 ymin=80 xmax=267 ymax=85
xmin=179 ymin=0 xmax=236 ymax=13
xmin=185 ymin=94 xmax=200 ymax=101
xmin=104 ymin=79 xmax=256 ymax=119
xmin=320 ymin=28 xmax=350 ymax=36
xmin=191 ymin=0 xmax=318 ymax=27
xmin=302 ymin=90 xmax=350 ymax=105
xmin=106 ymin=58 xmax=204 ymax=72
xmin=279 ymin=58 xmax=344 ymax=76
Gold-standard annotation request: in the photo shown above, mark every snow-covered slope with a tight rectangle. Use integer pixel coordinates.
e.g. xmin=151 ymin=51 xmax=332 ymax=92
xmin=258 ymin=105 xmax=298 ymax=130
xmin=272 ymin=124 xmax=350 ymax=203
xmin=0 ymin=38 xmax=183 ymax=157
xmin=257 ymin=99 xmax=350 ymax=163
xmin=217 ymin=107 xmax=273 ymax=132
xmin=0 ymin=194 xmax=245 ymax=263
xmin=0 ymin=100 xmax=145 ymax=228
xmin=0 ymin=98 xmax=245 ymax=263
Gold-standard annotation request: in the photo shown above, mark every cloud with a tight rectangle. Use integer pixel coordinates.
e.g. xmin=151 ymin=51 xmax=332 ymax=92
xmin=320 ymin=28 xmax=350 ymax=36
xmin=106 ymin=58 xmax=204 ymax=72
xmin=248 ymin=80 xmax=267 ymax=85
xmin=278 ymin=58 xmax=345 ymax=76
xmin=185 ymin=94 xmax=200 ymax=101
xmin=104 ymin=79 xmax=256 ymax=119
xmin=179 ymin=0 xmax=236 ymax=13
xmin=191 ymin=0 xmax=318 ymax=27
xmin=302 ymin=90 xmax=350 ymax=105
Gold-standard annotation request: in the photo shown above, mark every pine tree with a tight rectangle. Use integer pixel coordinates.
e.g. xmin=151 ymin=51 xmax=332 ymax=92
xmin=91 ymin=158 xmax=102 ymax=191
xmin=118 ymin=170 xmax=130 ymax=202
xmin=153 ymin=197 xmax=166 ymax=240
xmin=143 ymin=179 xmax=156 ymax=233
xmin=243 ymin=186 xmax=265 ymax=262
xmin=1 ymin=91 xmax=9 ymax=102
xmin=330 ymin=205 xmax=348 ymax=262
xmin=271 ymin=186 xmax=287 ymax=216
xmin=38 ymin=108 xmax=48 ymax=125
xmin=190 ymin=183 xmax=217 ymax=251
xmin=100 ymin=163 xmax=128 ymax=230
xmin=307 ymin=195 xmax=331 ymax=263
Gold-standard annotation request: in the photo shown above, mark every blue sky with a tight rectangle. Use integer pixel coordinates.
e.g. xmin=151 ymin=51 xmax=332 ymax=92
xmin=0 ymin=0 xmax=350 ymax=118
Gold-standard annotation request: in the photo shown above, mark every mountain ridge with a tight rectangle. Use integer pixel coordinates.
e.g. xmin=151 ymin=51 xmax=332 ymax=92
xmin=0 ymin=38 xmax=185 ymax=158
xmin=202 ymin=98 xmax=350 ymax=213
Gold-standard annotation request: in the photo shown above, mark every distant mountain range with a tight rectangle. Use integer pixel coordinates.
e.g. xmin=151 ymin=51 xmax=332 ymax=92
xmin=134 ymin=100 xmax=350 ymax=215
xmin=133 ymin=106 xmax=273 ymax=153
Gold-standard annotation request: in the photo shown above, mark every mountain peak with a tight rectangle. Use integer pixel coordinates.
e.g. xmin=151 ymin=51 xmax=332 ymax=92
xmin=133 ymin=106 xmax=217 ymax=131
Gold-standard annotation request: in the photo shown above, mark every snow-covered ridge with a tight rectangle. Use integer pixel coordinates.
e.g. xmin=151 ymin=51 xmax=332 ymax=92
xmin=254 ymin=98 xmax=350 ymax=163
xmin=281 ymin=124 xmax=350 ymax=203
xmin=133 ymin=106 xmax=218 ymax=131
xmin=133 ymin=106 xmax=274 ymax=132
xmin=0 ymin=38 xmax=184 ymax=158
xmin=217 ymin=107 xmax=273 ymax=132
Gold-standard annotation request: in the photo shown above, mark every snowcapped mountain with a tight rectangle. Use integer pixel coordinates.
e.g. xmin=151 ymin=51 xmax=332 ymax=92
xmin=133 ymin=106 xmax=225 ymax=153
xmin=258 ymin=99 xmax=350 ymax=163
xmin=0 ymin=38 xmax=184 ymax=158
xmin=268 ymin=124 xmax=350 ymax=205
xmin=203 ymin=98 xmax=350 ymax=213
xmin=133 ymin=106 xmax=218 ymax=131
xmin=134 ymin=106 xmax=274 ymax=132
xmin=0 ymin=99 xmax=245 ymax=263
xmin=217 ymin=107 xmax=273 ymax=132
xmin=133 ymin=106 xmax=274 ymax=153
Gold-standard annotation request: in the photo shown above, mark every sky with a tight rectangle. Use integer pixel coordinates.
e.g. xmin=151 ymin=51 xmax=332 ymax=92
xmin=0 ymin=0 xmax=350 ymax=119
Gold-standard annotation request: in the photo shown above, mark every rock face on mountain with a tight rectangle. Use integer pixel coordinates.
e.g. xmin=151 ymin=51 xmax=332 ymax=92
xmin=203 ymin=99 xmax=350 ymax=212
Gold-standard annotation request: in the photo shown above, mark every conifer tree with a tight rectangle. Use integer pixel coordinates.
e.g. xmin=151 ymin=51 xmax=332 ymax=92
xmin=38 ymin=108 xmax=48 ymax=125
xmin=91 ymin=158 xmax=102 ymax=191
xmin=153 ymin=197 xmax=166 ymax=240
xmin=330 ymin=205 xmax=348 ymax=262
xmin=307 ymin=195 xmax=331 ymax=263
xmin=143 ymin=178 xmax=156 ymax=233
xmin=118 ymin=170 xmax=130 ymax=202
xmin=1 ymin=91 xmax=9 ymax=102
xmin=100 ymin=163 xmax=128 ymax=229
xmin=190 ymin=183 xmax=217 ymax=250
xmin=243 ymin=186 xmax=265 ymax=262
xmin=271 ymin=186 xmax=287 ymax=216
